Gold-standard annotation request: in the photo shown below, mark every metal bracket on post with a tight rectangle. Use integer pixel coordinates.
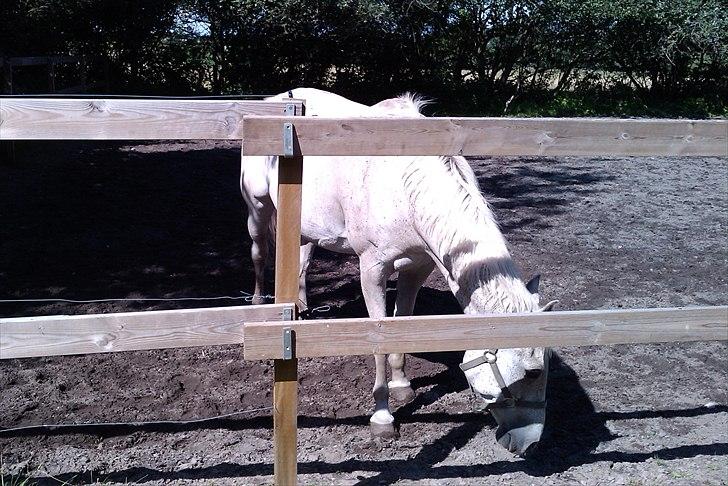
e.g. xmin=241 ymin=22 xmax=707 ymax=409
xmin=282 ymin=102 xmax=296 ymax=157
xmin=282 ymin=306 xmax=295 ymax=360
xmin=282 ymin=328 xmax=294 ymax=360
xmin=283 ymin=122 xmax=294 ymax=157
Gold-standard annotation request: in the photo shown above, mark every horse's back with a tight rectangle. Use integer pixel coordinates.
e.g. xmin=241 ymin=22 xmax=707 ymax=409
xmin=269 ymin=87 xmax=371 ymax=116
xmin=241 ymin=88 xmax=446 ymax=256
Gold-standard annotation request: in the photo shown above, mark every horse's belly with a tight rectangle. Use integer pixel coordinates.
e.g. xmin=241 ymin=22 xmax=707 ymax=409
xmin=300 ymin=165 xmax=357 ymax=254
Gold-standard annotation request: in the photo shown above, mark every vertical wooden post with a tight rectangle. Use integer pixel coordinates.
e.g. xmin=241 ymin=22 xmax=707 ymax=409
xmin=273 ymin=149 xmax=303 ymax=484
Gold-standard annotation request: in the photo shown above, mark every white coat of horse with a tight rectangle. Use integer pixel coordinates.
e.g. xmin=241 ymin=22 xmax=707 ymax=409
xmin=241 ymin=88 xmax=557 ymax=456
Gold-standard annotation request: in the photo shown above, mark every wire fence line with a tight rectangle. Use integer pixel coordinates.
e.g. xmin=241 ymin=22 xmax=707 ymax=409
xmin=0 ymin=292 xmax=333 ymax=314
xmin=0 ymin=291 xmax=276 ymax=305
xmin=0 ymin=406 xmax=275 ymax=435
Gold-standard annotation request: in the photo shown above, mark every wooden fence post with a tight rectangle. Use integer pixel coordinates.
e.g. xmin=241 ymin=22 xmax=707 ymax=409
xmin=273 ymin=117 xmax=304 ymax=483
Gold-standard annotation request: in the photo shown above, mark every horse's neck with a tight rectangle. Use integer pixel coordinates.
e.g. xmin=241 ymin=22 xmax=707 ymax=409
xmin=425 ymin=227 xmax=535 ymax=314
xmin=404 ymin=158 xmax=535 ymax=314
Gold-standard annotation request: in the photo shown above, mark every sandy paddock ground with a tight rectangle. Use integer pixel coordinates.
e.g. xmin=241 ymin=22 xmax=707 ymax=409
xmin=1 ymin=140 xmax=726 ymax=485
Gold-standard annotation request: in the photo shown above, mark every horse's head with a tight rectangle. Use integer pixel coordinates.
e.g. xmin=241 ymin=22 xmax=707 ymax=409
xmin=461 ymin=274 xmax=558 ymax=457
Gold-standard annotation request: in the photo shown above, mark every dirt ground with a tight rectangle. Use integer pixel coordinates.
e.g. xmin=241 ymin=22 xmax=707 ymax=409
xmin=1 ymin=140 xmax=726 ymax=485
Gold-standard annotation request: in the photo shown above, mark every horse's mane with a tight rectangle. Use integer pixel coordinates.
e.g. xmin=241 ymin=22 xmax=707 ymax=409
xmin=396 ymin=92 xmax=432 ymax=115
xmin=390 ymin=93 xmax=500 ymax=249
xmin=384 ymin=95 xmax=485 ymax=217
xmin=395 ymin=95 xmax=533 ymax=311
xmin=379 ymin=95 xmax=498 ymax=240
xmin=402 ymin=154 xmax=503 ymax=254
xmin=370 ymin=93 xmax=429 ymax=118
xmin=404 ymin=155 xmax=536 ymax=312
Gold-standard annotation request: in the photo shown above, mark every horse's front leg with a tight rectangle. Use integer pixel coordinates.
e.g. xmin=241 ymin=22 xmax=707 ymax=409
xmin=388 ymin=262 xmax=435 ymax=403
xmin=358 ymin=255 xmax=396 ymax=439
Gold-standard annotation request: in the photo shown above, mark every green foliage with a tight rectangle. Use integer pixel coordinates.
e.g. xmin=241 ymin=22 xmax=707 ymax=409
xmin=1 ymin=0 xmax=725 ymax=116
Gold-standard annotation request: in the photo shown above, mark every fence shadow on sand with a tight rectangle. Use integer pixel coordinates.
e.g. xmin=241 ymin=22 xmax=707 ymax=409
xmin=6 ymin=349 xmax=726 ymax=484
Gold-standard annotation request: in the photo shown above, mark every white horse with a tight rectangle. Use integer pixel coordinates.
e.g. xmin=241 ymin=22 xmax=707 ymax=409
xmin=241 ymin=88 xmax=557 ymax=455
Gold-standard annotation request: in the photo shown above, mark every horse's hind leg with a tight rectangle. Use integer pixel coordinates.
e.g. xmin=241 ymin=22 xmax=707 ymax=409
xmin=245 ymin=197 xmax=274 ymax=305
xmin=388 ymin=261 xmax=435 ymax=403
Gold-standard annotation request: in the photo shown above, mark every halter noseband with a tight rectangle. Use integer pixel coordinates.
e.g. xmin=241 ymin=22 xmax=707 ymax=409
xmin=459 ymin=349 xmax=547 ymax=410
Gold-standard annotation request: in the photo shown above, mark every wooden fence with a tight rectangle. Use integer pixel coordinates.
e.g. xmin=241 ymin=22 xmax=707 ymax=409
xmin=1 ymin=97 xmax=727 ymax=485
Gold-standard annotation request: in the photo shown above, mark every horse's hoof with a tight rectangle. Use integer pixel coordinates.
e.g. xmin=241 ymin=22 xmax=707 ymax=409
xmin=389 ymin=385 xmax=416 ymax=404
xmin=369 ymin=421 xmax=398 ymax=440
xmin=251 ymin=295 xmax=266 ymax=305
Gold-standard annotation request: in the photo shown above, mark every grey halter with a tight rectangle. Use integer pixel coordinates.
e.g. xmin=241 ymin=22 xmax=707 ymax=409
xmin=459 ymin=349 xmax=547 ymax=410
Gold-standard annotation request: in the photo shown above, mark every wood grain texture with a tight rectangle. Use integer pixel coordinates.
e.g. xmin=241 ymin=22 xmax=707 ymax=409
xmin=0 ymin=99 xmax=304 ymax=140
xmin=242 ymin=116 xmax=728 ymax=156
xmin=244 ymin=306 xmax=728 ymax=360
xmin=272 ymin=154 xmax=304 ymax=485
xmin=273 ymin=357 xmax=298 ymax=485
xmin=274 ymin=156 xmax=305 ymax=305
xmin=0 ymin=304 xmax=293 ymax=359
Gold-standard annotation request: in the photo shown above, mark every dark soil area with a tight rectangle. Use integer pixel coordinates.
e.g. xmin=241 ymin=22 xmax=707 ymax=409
xmin=1 ymin=141 xmax=726 ymax=485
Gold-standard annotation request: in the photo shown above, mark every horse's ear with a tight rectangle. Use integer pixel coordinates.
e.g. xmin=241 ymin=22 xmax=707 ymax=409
xmin=525 ymin=274 xmax=541 ymax=295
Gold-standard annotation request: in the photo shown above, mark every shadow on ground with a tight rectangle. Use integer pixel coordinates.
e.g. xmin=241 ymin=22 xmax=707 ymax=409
xmin=1 ymin=151 xmax=613 ymax=318
xmin=0 ymin=141 xmax=250 ymax=317
xmin=5 ymin=352 xmax=726 ymax=485
xmin=473 ymin=159 xmax=616 ymax=233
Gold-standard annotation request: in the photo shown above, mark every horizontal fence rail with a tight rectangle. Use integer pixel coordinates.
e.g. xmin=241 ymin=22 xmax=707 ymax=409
xmin=0 ymin=98 xmax=304 ymax=140
xmin=243 ymin=306 xmax=728 ymax=360
xmin=0 ymin=303 xmax=294 ymax=359
xmin=242 ymin=116 xmax=728 ymax=156
xmin=3 ymin=99 xmax=725 ymax=157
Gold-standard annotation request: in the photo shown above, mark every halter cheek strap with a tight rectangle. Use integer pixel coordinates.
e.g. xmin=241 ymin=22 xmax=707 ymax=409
xmin=460 ymin=349 xmax=547 ymax=409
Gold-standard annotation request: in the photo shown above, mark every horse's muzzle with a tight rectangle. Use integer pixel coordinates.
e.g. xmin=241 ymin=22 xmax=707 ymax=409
xmin=495 ymin=421 xmax=544 ymax=456
xmin=491 ymin=405 xmax=546 ymax=457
